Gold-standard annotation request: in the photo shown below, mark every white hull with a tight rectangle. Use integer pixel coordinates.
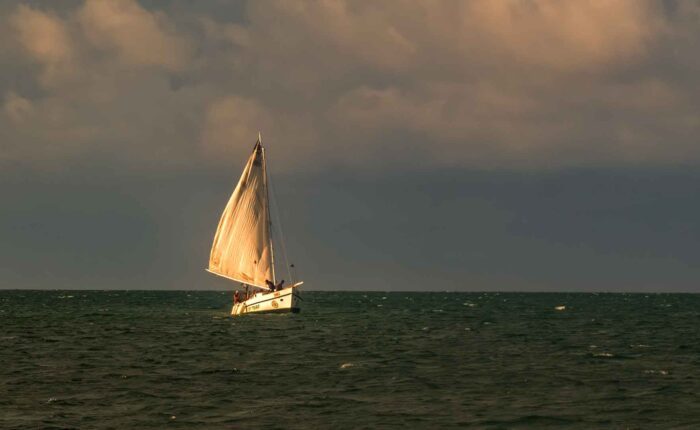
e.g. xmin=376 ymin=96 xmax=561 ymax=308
xmin=231 ymin=286 xmax=301 ymax=316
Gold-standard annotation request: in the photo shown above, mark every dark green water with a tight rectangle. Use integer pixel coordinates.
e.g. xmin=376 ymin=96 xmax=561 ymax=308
xmin=1 ymin=291 xmax=700 ymax=429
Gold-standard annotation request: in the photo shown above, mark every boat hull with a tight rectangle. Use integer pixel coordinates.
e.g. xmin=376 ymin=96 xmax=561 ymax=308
xmin=231 ymin=286 xmax=301 ymax=316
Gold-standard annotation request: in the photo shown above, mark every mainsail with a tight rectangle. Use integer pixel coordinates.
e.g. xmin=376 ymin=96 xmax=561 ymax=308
xmin=208 ymin=137 xmax=275 ymax=289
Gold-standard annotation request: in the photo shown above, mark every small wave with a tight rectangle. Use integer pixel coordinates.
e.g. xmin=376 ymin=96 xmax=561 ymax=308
xmin=644 ymin=369 xmax=669 ymax=375
xmin=554 ymin=305 xmax=566 ymax=311
xmin=592 ymin=352 xmax=614 ymax=358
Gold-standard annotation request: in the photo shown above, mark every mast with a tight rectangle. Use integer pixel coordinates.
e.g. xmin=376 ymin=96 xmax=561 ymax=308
xmin=261 ymin=134 xmax=276 ymax=285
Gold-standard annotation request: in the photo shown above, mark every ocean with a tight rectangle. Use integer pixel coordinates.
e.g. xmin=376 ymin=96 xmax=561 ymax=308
xmin=1 ymin=291 xmax=699 ymax=429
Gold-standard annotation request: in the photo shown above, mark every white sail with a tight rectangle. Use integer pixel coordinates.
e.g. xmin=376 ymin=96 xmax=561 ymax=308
xmin=208 ymin=139 xmax=274 ymax=289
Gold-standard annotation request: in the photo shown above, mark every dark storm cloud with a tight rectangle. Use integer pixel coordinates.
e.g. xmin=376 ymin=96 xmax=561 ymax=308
xmin=1 ymin=1 xmax=699 ymax=290
xmin=2 ymin=166 xmax=698 ymax=291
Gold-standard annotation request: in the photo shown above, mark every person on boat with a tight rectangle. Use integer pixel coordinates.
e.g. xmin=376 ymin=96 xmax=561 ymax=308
xmin=233 ymin=290 xmax=240 ymax=304
xmin=275 ymin=280 xmax=285 ymax=290
xmin=265 ymin=279 xmax=276 ymax=292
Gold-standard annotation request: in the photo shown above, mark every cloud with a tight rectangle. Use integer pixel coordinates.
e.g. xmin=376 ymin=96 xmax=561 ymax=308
xmin=200 ymin=95 xmax=320 ymax=169
xmin=10 ymin=5 xmax=76 ymax=87
xmin=453 ymin=0 xmax=661 ymax=71
xmin=4 ymin=92 xmax=33 ymax=124
xmin=330 ymin=77 xmax=696 ymax=167
xmin=2 ymin=2 xmax=203 ymax=166
xmin=78 ymin=0 xmax=191 ymax=71
xmin=1 ymin=0 xmax=699 ymax=171
xmin=200 ymin=96 xmax=273 ymax=158
xmin=242 ymin=0 xmax=662 ymax=87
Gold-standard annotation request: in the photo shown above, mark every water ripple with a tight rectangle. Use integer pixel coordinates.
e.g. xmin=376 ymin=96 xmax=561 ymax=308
xmin=1 ymin=291 xmax=700 ymax=428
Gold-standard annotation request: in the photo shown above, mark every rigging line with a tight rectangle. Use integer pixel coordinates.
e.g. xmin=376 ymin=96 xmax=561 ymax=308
xmin=267 ymin=158 xmax=294 ymax=283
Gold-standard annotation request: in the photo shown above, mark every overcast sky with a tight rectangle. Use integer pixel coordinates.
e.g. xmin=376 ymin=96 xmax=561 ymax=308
xmin=1 ymin=0 xmax=699 ymax=291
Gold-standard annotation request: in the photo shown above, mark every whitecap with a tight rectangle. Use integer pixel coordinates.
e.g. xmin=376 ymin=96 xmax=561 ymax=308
xmin=340 ymin=363 xmax=354 ymax=369
xmin=555 ymin=305 xmax=566 ymax=311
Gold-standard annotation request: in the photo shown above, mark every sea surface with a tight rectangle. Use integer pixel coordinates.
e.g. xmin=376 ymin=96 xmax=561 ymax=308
xmin=1 ymin=291 xmax=700 ymax=429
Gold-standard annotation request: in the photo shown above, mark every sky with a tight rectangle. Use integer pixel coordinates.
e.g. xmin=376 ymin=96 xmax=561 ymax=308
xmin=1 ymin=0 xmax=699 ymax=291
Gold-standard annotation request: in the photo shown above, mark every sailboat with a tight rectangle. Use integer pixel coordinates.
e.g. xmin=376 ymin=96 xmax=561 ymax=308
xmin=207 ymin=133 xmax=303 ymax=316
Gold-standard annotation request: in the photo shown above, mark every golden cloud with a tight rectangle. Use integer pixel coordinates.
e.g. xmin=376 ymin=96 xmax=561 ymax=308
xmin=1 ymin=1 xmax=698 ymax=170
xmin=78 ymin=0 xmax=191 ymax=71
